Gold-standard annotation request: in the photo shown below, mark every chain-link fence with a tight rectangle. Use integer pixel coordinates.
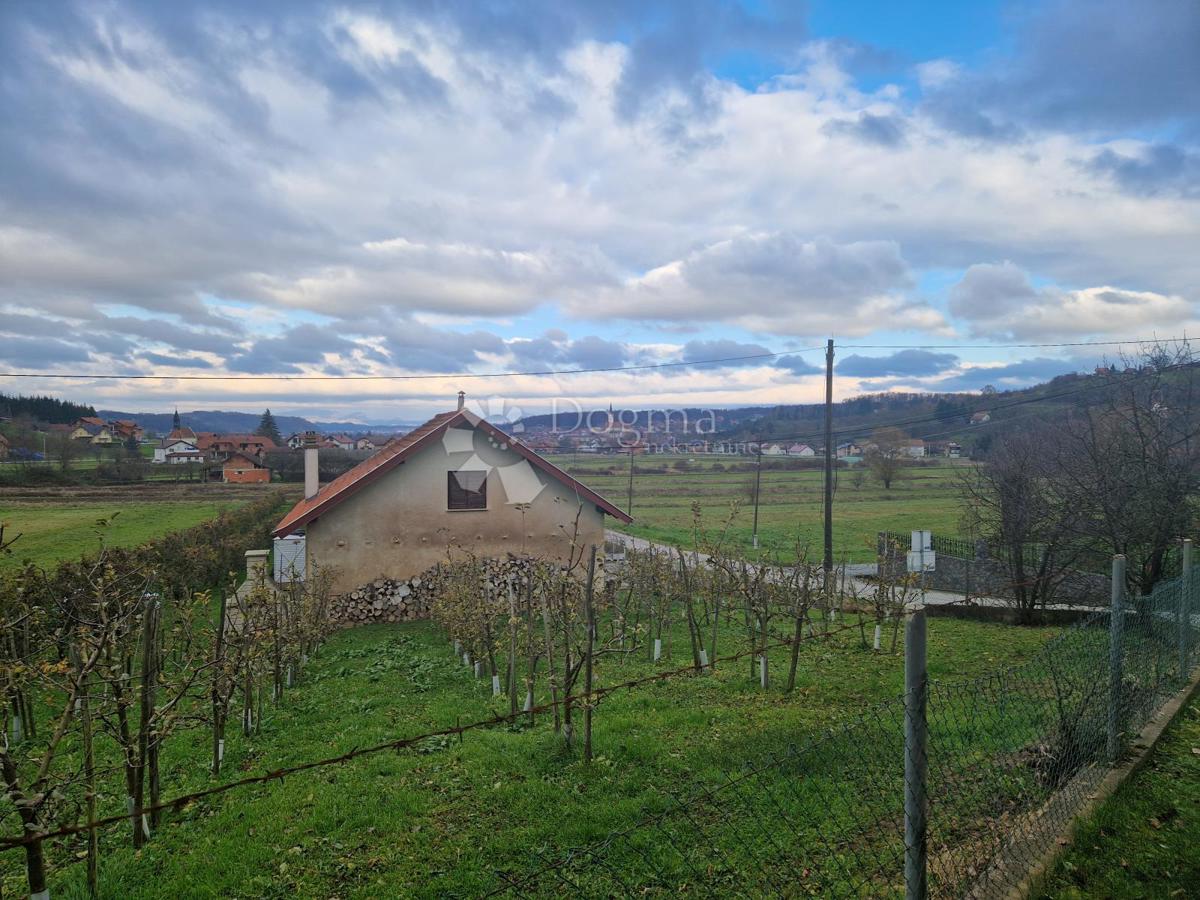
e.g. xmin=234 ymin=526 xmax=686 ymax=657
xmin=481 ymin=558 xmax=1200 ymax=898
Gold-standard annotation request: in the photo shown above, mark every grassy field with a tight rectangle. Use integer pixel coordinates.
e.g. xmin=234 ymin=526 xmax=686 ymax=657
xmin=0 ymin=484 xmax=288 ymax=569
xmin=0 ymin=612 xmax=1059 ymax=898
xmin=1039 ymin=691 xmax=1200 ymax=898
xmin=559 ymin=454 xmax=970 ymax=562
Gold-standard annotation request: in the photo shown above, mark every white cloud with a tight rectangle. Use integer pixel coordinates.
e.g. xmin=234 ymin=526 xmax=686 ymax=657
xmin=951 ymin=262 xmax=1193 ymax=339
xmin=2 ymin=3 xmax=1198 ymax=415
xmin=915 ymin=59 xmax=961 ymax=90
xmin=582 ymin=233 xmax=943 ymax=337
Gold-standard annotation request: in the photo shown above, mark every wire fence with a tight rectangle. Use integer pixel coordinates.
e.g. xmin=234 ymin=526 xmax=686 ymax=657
xmin=480 ymin=561 xmax=1200 ymax=898
xmin=882 ymin=530 xmax=1128 ymax=581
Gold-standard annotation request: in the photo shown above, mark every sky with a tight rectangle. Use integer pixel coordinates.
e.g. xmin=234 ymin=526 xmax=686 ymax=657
xmin=1 ymin=0 xmax=1197 ymax=423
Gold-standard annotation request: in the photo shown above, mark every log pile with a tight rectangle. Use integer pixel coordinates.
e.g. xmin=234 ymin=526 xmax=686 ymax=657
xmin=330 ymin=570 xmax=440 ymax=626
xmin=331 ymin=552 xmax=613 ymax=628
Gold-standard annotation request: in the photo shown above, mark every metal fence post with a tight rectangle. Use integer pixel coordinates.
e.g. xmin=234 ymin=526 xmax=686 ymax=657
xmin=1108 ymin=555 xmax=1126 ymax=763
xmin=1182 ymin=540 xmax=1193 ymax=679
xmin=904 ymin=607 xmax=928 ymax=900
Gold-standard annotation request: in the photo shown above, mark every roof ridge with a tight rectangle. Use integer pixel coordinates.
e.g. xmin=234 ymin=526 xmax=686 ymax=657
xmin=271 ymin=408 xmax=629 ymax=537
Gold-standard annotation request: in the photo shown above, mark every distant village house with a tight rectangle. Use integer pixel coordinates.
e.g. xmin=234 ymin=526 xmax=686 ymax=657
xmin=222 ymin=451 xmax=271 ymax=483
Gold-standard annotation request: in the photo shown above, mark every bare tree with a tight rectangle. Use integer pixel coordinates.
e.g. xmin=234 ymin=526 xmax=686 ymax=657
xmin=960 ymin=427 xmax=1093 ymax=624
xmin=865 ymin=426 xmax=908 ymax=490
xmin=48 ymin=430 xmax=82 ymax=471
xmin=1051 ymin=344 xmax=1200 ymax=594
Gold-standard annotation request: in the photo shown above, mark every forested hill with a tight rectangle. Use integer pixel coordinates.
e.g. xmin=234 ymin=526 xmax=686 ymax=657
xmin=98 ymin=410 xmax=415 ymax=436
xmin=510 ymin=364 xmax=1189 ymax=452
xmin=727 ymin=364 xmax=1196 ymax=449
xmin=0 ymin=393 xmax=95 ymax=424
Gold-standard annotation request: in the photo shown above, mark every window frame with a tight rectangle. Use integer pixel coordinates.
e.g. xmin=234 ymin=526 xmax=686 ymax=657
xmin=447 ymin=470 xmax=488 ymax=511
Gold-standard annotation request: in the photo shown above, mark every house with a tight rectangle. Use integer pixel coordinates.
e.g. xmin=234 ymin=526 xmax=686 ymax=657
xmin=154 ymin=437 xmax=201 ymax=463
xmin=904 ymin=440 xmax=926 ymax=459
xmin=271 ymin=396 xmax=632 ymax=595
xmin=836 ymin=442 xmax=862 ymax=458
xmin=762 ymin=443 xmax=786 ymax=456
xmin=166 ymin=449 xmax=206 ymax=464
xmin=110 ymin=419 xmax=144 ymax=441
xmin=787 ymin=443 xmax=815 ymax=457
xmin=328 ymin=434 xmax=355 ymax=451
xmin=946 ymin=442 xmax=963 ymax=458
xmin=970 ymin=411 xmax=991 ymax=425
xmin=355 ymin=436 xmax=376 ymax=451
xmin=221 ymin=451 xmax=271 ymax=484
xmin=196 ymin=433 xmax=276 ymax=462
xmin=285 ymin=433 xmax=306 ymax=450
xmin=70 ymin=417 xmax=114 ymax=444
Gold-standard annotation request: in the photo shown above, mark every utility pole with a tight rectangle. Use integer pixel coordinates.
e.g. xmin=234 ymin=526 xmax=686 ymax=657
xmin=627 ymin=446 xmax=635 ymax=515
xmin=752 ymin=442 xmax=763 ymax=550
xmin=823 ymin=338 xmax=835 ymax=577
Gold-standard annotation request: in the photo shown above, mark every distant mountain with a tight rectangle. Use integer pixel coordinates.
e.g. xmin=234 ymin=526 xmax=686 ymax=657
xmin=97 ymin=409 xmax=417 ymax=437
xmin=508 ymin=366 xmax=1147 ymax=452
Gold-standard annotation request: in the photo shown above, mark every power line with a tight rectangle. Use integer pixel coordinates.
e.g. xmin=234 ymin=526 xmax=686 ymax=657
xmin=839 ymin=338 xmax=1187 ymax=350
xmin=733 ymin=357 xmax=1197 ymax=446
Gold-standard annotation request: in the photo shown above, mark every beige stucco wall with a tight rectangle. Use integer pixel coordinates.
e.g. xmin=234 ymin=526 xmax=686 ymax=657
xmin=304 ymin=426 xmax=608 ymax=594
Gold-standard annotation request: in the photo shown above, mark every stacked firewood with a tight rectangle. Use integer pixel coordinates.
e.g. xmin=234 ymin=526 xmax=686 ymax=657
xmin=332 ymin=553 xmax=607 ymax=628
xmin=330 ymin=572 xmax=439 ymax=625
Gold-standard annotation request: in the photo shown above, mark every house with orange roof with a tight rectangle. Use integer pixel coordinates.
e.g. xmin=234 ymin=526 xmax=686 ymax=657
xmin=272 ymin=394 xmax=631 ymax=594
xmin=221 ymin=451 xmax=271 ymax=484
xmin=196 ymin=433 xmax=276 ymax=462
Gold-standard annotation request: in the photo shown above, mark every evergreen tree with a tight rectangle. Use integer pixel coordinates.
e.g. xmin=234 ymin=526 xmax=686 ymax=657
xmin=125 ymin=432 xmax=140 ymax=458
xmin=172 ymin=408 xmax=181 ymax=430
xmin=256 ymin=409 xmax=282 ymax=445
xmin=0 ymin=392 xmax=95 ymax=424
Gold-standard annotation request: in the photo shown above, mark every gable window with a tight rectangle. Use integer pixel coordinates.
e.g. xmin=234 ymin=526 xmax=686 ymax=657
xmin=448 ymin=470 xmax=487 ymax=510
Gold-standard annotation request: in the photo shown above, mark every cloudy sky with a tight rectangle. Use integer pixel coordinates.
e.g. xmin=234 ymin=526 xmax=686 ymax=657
xmin=1 ymin=0 xmax=1197 ymax=422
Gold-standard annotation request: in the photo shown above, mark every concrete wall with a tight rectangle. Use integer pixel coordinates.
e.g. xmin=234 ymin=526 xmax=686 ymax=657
xmin=306 ymin=426 xmax=608 ymax=594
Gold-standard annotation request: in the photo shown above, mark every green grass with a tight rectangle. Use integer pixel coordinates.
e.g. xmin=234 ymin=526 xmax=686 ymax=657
xmin=0 ymin=614 xmax=1059 ymax=898
xmin=0 ymin=499 xmax=242 ymax=569
xmin=561 ymin=455 xmax=970 ymax=562
xmin=1038 ymin=690 xmax=1200 ymax=898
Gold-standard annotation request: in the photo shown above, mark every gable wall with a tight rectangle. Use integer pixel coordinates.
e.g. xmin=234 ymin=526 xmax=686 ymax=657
xmin=306 ymin=428 xmax=606 ymax=593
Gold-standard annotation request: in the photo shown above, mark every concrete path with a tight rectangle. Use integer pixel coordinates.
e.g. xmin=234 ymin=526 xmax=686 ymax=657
xmin=603 ymin=529 xmax=1088 ymax=612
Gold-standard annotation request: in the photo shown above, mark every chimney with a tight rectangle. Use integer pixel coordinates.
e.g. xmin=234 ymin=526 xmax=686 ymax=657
xmin=457 ymin=390 xmax=465 ymax=411
xmin=303 ymin=430 xmax=319 ymax=500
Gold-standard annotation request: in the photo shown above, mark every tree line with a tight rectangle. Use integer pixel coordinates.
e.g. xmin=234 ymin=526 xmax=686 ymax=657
xmin=0 ymin=394 xmax=95 ymax=426
xmin=961 ymin=345 xmax=1200 ymax=622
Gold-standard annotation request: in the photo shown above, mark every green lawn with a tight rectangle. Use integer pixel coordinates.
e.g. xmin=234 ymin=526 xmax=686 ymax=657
xmin=0 ymin=613 xmax=1059 ymax=898
xmin=1039 ymin=690 xmax=1200 ymax=898
xmin=561 ymin=455 xmax=969 ymax=562
xmin=0 ymin=499 xmax=242 ymax=569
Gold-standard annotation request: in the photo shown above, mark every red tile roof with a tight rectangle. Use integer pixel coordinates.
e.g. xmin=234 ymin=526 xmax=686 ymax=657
xmin=272 ymin=410 xmax=631 ymax=537
xmin=223 ymin=451 xmax=266 ymax=469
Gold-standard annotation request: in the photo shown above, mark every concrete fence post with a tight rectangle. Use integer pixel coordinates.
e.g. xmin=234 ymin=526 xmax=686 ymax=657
xmin=1108 ymin=555 xmax=1127 ymax=763
xmin=1181 ymin=540 xmax=1193 ymax=679
xmin=904 ymin=607 xmax=928 ymax=900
